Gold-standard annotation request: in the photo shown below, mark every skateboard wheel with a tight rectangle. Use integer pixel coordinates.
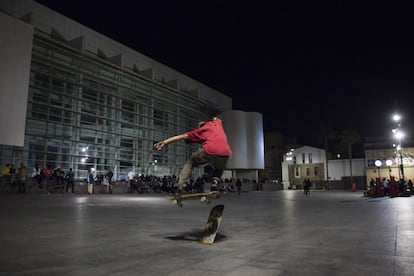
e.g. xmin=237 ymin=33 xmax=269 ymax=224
xmin=200 ymin=196 xmax=207 ymax=202
xmin=172 ymin=199 xmax=178 ymax=205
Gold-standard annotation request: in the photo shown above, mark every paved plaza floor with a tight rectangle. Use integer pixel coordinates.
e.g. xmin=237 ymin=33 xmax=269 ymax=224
xmin=1 ymin=190 xmax=414 ymax=275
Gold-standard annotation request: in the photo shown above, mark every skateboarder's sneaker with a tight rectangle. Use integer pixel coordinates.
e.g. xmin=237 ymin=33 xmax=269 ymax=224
xmin=174 ymin=182 xmax=187 ymax=191
xmin=210 ymin=177 xmax=220 ymax=192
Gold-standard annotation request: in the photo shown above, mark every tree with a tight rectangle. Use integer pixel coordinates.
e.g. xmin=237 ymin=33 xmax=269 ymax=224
xmin=338 ymin=129 xmax=361 ymax=184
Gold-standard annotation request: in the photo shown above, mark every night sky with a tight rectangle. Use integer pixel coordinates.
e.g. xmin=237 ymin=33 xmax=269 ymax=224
xmin=35 ymin=1 xmax=414 ymax=146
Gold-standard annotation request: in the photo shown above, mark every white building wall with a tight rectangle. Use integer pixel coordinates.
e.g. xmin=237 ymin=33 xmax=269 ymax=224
xmin=220 ymin=110 xmax=264 ymax=169
xmin=0 ymin=12 xmax=33 ymax=147
xmin=328 ymin=158 xmax=366 ymax=181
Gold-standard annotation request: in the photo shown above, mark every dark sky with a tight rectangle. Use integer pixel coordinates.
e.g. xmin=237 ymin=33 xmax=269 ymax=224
xmin=35 ymin=1 xmax=414 ymax=145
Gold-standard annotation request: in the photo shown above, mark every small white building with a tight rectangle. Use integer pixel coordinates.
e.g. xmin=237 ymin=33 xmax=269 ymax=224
xmin=282 ymin=145 xmax=366 ymax=189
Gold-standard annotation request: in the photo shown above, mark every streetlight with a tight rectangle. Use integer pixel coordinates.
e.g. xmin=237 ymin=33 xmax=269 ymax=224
xmin=393 ymin=114 xmax=401 ymax=124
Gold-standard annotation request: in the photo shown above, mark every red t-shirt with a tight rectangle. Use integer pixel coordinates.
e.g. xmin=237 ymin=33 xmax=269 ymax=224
xmin=185 ymin=118 xmax=232 ymax=156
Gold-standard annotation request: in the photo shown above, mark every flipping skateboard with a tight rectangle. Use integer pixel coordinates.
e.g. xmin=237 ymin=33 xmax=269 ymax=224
xmin=200 ymin=204 xmax=224 ymax=245
xmin=170 ymin=191 xmax=220 ymax=207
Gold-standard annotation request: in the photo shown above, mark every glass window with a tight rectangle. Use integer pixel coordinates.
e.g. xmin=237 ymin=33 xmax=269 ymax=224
xmin=309 ymin=153 xmax=313 ymax=164
xmin=295 ymin=167 xmax=300 ymax=178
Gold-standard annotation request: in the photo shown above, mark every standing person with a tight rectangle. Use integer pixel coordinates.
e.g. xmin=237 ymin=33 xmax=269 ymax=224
xmin=107 ymin=170 xmax=114 ymax=194
xmin=370 ymin=178 xmax=376 ymax=188
xmin=407 ymin=179 xmax=413 ymax=195
xmin=86 ymin=169 xmax=94 ymax=195
xmin=2 ymin=164 xmax=11 ymax=187
xmin=102 ymin=174 xmax=110 ymax=193
xmin=127 ymin=170 xmax=136 ymax=193
xmin=65 ymin=168 xmax=75 ymax=194
xmin=55 ymin=168 xmax=65 ymax=191
xmin=304 ymin=178 xmax=311 ymax=196
xmin=194 ymin=176 xmax=205 ymax=193
xmin=154 ymin=116 xmax=232 ymax=195
xmin=43 ymin=164 xmax=53 ymax=194
xmin=9 ymin=165 xmax=16 ymax=188
xmin=351 ymin=182 xmax=357 ymax=192
xmin=31 ymin=164 xmax=41 ymax=187
xmin=382 ymin=178 xmax=390 ymax=196
xmin=2 ymin=164 xmax=10 ymax=177
xmin=17 ymin=163 xmax=28 ymax=193
xmin=235 ymin=178 xmax=243 ymax=194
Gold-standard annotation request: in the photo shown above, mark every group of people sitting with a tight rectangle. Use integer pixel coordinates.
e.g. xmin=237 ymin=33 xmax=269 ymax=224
xmin=365 ymin=177 xmax=414 ymax=197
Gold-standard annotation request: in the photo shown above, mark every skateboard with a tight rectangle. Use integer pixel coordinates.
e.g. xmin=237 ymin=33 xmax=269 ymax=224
xmin=170 ymin=191 xmax=220 ymax=207
xmin=200 ymin=204 xmax=224 ymax=245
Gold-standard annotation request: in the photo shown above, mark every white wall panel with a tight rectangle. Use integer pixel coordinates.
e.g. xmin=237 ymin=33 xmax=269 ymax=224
xmin=220 ymin=110 xmax=264 ymax=169
xmin=0 ymin=12 xmax=33 ymax=146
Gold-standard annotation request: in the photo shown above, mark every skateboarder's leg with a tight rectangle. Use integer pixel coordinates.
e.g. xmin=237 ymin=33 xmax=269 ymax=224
xmin=207 ymin=156 xmax=229 ymax=191
xmin=177 ymin=148 xmax=208 ymax=192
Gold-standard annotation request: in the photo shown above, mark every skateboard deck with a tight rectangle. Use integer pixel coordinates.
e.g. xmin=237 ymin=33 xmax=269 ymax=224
xmin=170 ymin=191 xmax=220 ymax=207
xmin=200 ymin=204 xmax=224 ymax=245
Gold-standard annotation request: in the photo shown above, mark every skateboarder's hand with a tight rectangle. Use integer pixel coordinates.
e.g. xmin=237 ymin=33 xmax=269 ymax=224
xmin=154 ymin=141 xmax=165 ymax=151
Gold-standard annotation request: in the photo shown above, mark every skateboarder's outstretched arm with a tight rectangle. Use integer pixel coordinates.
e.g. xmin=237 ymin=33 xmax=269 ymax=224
xmin=154 ymin=134 xmax=189 ymax=151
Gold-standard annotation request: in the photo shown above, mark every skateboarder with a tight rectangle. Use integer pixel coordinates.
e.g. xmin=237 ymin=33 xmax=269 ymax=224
xmin=154 ymin=116 xmax=232 ymax=194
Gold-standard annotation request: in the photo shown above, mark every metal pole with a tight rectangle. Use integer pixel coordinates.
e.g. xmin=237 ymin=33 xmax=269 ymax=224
xmin=400 ymin=150 xmax=404 ymax=181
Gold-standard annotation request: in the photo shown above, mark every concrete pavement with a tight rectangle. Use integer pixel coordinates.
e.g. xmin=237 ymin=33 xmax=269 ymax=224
xmin=0 ymin=190 xmax=414 ymax=275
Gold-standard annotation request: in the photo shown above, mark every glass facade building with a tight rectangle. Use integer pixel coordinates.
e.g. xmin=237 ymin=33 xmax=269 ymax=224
xmin=0 ymin=1 xmax=231 ymax=180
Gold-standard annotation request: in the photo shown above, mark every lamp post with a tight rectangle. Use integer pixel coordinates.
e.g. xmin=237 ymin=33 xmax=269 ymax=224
xmin=392 ymin=126 xmax=404 ymax=181
xmin=375 ymin=159 xmax=382 ymax=180
xmin=375 ymin=159 xmax=383 ymax=196
xmin=385 ymin=159 xmax=392 ymax=179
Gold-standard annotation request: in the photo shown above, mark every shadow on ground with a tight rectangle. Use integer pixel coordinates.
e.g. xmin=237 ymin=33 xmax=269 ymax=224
xmin=164 ymin=228 xmax=227 ymax=243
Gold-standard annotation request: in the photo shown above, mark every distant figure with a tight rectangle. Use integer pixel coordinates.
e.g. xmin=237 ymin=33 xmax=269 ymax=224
xmin=2 ymin=164 xmax=10 ymax=176
xmin=102 ymin=174 xmax=110 ymax=193
xmin=106 ymin=170 xmax=114 ymax=194
xmin=382 ymin=178 xmax=389 ymax=196
xmin=65 ymin=168 xmax=75 ymax=194
xmin=31 ymin=164 xmax=41 ymax=187
xmin=407 ymin=179 xmax=413 ymax=194
xmin=352 ymin=182 xmax=357 ymax=192
xmin=369 ymin=178 xmax=375 ymax=190
xmin=43 ymin=165 xmax=53 ymax=194
xmin=235 ymin=178 xmax=243 ymax=194
xmin=127 ymin=170 xmax=136 ymax=193
xmin=2 ymin=164 xmax=11 ymax=187
xmin=9 ymin=165 xmax=16 ymax=188
xmin=17 ymin=163 xmax=28 ymax=193
xmin=87 ymin=169 xmax=94 ymax=194
xmin=303 ymin=178 xmax=311 ymax=196
xmin=194 ymin=176 xmax=205 ymax=193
